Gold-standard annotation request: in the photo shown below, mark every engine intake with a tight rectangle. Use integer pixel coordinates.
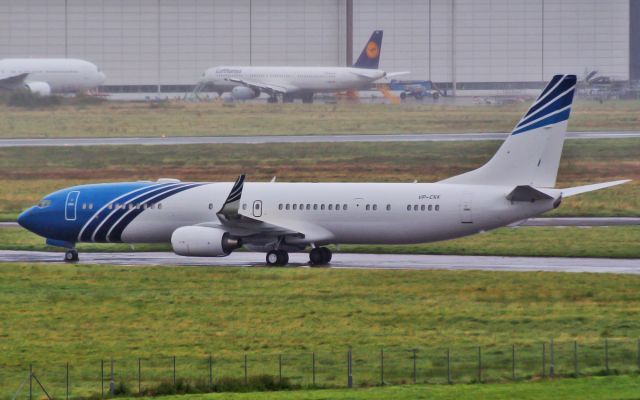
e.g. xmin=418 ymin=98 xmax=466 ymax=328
xmin=171 ymin=226 xmax=241 ymax=257
xmin=25 ymin=81 xmax=52 ymax=96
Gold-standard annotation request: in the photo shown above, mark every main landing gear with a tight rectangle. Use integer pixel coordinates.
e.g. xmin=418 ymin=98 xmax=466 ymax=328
xmin=64 ymin=249 xmax=79 ymax=262
xmin=309 ymin=247 xmax=332 ymax=266
xmin=266 ymin=249 xmax=289 ymax=266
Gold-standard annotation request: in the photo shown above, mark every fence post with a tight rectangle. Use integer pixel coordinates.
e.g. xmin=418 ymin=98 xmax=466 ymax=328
xmin=447 ymin=348 xmax=451 ymax=384
xmin=29 ymin=364 xmax=33 ymax=400
xmin=66 ymin=362 xmax=69 ymax=400
xmin=477 ymin=346 xmax=482 ymax=383
xmin=110 ymin=358 xmax=115 ymax=396
xmin=100 ymin=359 xmax=104 ymax=399
xmin=279 ymin=354 xmax=282 ymax=384
xmin=380 ymin=348 xmax=384 ymax=386
xmin=605 ymin=338 xmax=609 ymax=373
xmin=549 ymin=339 xmax=554 ymax=378
xmin=312 ymin=352 xmax=316 ymax=387
xmin=347 ymin=347 xmax=353 ymax=388
xmin=412 ymin=349 xmax=417 ymax=384
xmin=138 ymin=358 xmax=141 ymax=395
xmin=173 ymin=356 xmax=176 ymax=387
xmin=574 ymin=340 xmax=578 ymax=376
xmin=512 ymin=344 xmax=516 ymax=381
xmin=542 ymin=343 xmax=546 ymax=378
xmin=637 ymin=339 xmax=640 ymax=371
xmin=244 ymin=354 xmax=248 ymax=385
xmin=209 ymin=354 xmax=213 ymax=388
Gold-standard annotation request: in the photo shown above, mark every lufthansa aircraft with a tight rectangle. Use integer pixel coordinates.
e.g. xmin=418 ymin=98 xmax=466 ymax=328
xmin=199 ymin=30 xmax=406 ymax=103
xmin=18 ymin=75 xmax=629 ymax=265
xmin=0 ymin=58 xmax=106 ymax=96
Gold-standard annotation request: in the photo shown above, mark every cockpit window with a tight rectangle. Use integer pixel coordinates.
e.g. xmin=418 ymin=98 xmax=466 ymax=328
xmin=37 ymin=199 xmax=52 ymax=208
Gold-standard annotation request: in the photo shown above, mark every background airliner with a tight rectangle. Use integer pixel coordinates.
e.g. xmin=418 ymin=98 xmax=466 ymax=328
xmin=199 ymin=30 xmax=406 ymax=103
xmin=0 ymin=58 xmax=106 ymax=96
xmin=17 ymin=75 xmax=629 ymax=265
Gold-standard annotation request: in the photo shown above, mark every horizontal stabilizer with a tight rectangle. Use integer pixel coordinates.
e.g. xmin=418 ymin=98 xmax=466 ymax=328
xmin=561 ymin=180 xmax=631 ymax=197
xmin=506 ymin=185 xmax=554 ymax=202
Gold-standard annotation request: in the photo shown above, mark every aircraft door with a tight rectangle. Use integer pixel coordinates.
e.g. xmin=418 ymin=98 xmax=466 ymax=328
xmin=253 ymin=200 xmax=263 ymax=217
xmin=460 ymin=200 xmax=473 ymax=224
xmin=65 ymin=191 xmax=80 ymax=221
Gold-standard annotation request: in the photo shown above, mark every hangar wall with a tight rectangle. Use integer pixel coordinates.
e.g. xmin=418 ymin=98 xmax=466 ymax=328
xmin=0 ymin=0 xmax=631 ymax=89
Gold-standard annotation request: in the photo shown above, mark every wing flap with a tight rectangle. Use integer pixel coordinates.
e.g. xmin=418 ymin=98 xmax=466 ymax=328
xmin=225 ymin=78 xmax=296 ymax=95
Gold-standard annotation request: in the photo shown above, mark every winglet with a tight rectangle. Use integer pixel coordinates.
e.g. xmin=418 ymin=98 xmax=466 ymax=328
xmin=218 ymin=174 xmax=245 ymax=217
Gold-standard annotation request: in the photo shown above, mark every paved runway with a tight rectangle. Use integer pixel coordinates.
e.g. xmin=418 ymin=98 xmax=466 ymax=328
xmin=3 ymin=217 xmax=639 ymax=229
xmin=0 ymin=250 xmax=637 ymax=274
xmin=0 ymin=131 xmax=638 ymax=147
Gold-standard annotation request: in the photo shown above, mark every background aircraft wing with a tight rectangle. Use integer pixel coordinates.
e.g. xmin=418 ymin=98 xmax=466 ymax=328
xmin=225 ymin=78 xmax=297 ymax=95
xmin=0 ymin=72 xmax=29 ymax=90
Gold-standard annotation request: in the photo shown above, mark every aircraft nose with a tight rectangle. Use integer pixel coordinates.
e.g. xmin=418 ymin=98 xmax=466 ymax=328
xmin=17 ymin=208 xmax=33 ymax=230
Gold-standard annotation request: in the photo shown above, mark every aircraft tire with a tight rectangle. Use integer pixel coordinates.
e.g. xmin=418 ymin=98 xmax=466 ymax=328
xmin=276 ymin=250 xmax=289 ymax=266
xmin=320 ymin=247 xmax=332 ymax=264
xmin=65 ymin=249 xmax=79 ymax=262
xmin=266 ymin=250 xmax=279 ymax=266
xmin=309 ymin=248 xmax=324 ymax=265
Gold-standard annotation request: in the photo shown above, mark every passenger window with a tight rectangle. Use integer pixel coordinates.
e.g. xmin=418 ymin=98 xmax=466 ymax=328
xmin=278 ymin=204 xmax=283 ymax=210
xmin=108 ymin=204 xmax=113 ymax=210
xmin=407 ymin=205 xmax=411 ymax=211
xmin=386 ymin=204 xmax=391 ymax=211
xmin=129 ymin=204 xmax=134 ymax=210
xmin=306 ymin=204 xmax=310 ymax=210
xmin=428 ymin=205 xmax=432 ymax=211
xmin=299 ymin=203 xmax=304 ymax=210
xmin=150 ymin=203 xmax=155 ymax=209
xmin=366 ymin=204 xmax=370 ymax=211
xmin=414 ymin=205 xmax=418 ymax=211
xmin=293 ymin=204 xmax=297 ymax=210
xmin=242 ymin=203 xmax=247 ymax=210
xmin=158 ymin=203 xmax=162 ymax=210
xmin=286 ymin=204 xmax=290 ymax=210
xmin=88 ymin=203 xmax=94 ymax=210
xmin=328 ymin=204 xmax=333 ymax=210
xmin=421 ymin=205 xmax=425 ymax=211
xmin=321 ymin=204 xmax=325 ymax=210
xmin=255 ymin=203 xmax=260 ymax=210
xmin=82 ymin=203 xmax=86 ymax=210
xmin=435 ymin=205 xmax=440 ymax=211
xmin=209 ymin=203 xmax=214 ymax=210
xmin=313 ymin=204 xmax=318 ymax=210
xmin=343 ymin=204 xmax=348 ymax=210
xmin=373 ymin=204 xmax=377 ymax=211
xmin=336 ymin=204 xmax=341 ymax=211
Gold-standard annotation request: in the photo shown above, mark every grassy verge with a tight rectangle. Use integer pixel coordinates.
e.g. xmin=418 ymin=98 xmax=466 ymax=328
xmin=120 ymin=375 xmax=640 ymax=400
xmin=0 ymin=100 xmax=639 ymax=138
xmin=1 ymin=226 xmax=639 ymax=258
xmin=0 ymin=139 xmax=637 ymax=220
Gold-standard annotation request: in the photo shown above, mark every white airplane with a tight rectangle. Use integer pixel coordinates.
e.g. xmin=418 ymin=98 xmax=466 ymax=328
xmin=0 ymin=58 xmax=106 ymax=96
xmin=199 ymin=30 xmax=406 ymax=103
xmin=17 ymin=75 xmax=629 ymax=265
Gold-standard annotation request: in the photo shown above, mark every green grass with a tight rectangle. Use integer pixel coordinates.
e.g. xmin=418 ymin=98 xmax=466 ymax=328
xmin=0 ymin=100 xmax=639 ymax=138
xmin=1 ymin=226 xmax=639 ymax=258
xmin=0 ymin=139 xmax=637 ymax=221
xmin=121 ymin=375 xmax=640 ymax=400
xmin=2 ymin=263 xmax=640 ymax=396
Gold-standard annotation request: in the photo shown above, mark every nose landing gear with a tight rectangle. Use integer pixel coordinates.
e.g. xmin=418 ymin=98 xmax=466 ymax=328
xmin=64 ymin=249 xmax=79 ymax=262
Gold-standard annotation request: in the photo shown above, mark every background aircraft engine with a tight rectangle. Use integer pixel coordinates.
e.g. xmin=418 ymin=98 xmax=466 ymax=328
xmin=171 ymin=226 xmax=241 ymax=257
xmin=231 ymin=86 xmax=259 ymax=100
xmin=24 ymin=81 xmax=52 ymax=96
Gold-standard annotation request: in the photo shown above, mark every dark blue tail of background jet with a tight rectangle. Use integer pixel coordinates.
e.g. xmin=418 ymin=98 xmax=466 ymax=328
xmin=353 ymin=30 xmax=383 ymax=69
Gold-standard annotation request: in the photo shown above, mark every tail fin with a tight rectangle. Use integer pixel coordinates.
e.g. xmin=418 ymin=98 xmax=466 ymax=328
xmin=440 ymin=74 xmax=577 ymax=187
xmin=353 ymin=30 xmax=383 ymax=69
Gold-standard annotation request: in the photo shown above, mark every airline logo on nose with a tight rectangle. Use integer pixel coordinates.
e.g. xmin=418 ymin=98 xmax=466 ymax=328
xmin=366 ymin=41 xmax=379 ymax=59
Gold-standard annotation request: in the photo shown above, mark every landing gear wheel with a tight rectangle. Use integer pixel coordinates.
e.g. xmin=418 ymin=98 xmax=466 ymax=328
xmin=320 ymin=247 xmax=332 ymax=264
xmin=64 ymin=249 xmax=79 ymax=262
xmin=267 ymin=96 xmax=278 ymax=104
xmin=266 ymin=250 xmax=289 ymax=266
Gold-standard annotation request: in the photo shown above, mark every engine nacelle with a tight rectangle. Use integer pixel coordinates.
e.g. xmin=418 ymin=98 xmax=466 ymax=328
xmin=231 ymin=86 xmax=259 ymax=100
xmin=24 ymin=81 xmax=52 ymax=96
xmin=171 ymin=226 xmax=241 ymax=257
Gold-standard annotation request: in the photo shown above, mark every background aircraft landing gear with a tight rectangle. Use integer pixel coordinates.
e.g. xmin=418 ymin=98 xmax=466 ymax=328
xmin=266 ymin=249 xmax=289 ymax=266
xmin=309 ymin=247 xmax=332 ymax=265
xmin=267 ymin=96 xmax=278 ymax=103
xmin=64 ymin=249 xmax=79 ymax=262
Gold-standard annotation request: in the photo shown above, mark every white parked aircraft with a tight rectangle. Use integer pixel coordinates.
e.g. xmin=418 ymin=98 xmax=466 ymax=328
xmin=17 ymin=75 xmax=629 ymax=265
xmin=199 ymin=30 xmax=406 ymax=103
xmin=0 ymin=58 xmax=106 ymax=96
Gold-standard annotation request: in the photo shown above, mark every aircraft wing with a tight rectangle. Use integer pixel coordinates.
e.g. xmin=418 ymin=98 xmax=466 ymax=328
xmin=0 ymin=72 xmax=29 ymax=90
xmin=214 ymin=174 xmax=333 ymax=244
xmin=225 ymin=78 xmax=298 ymax=95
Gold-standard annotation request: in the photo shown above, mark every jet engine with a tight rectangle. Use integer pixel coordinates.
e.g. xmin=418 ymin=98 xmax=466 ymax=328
xmin=171 ymin=226 xmax=241 ymax=257
xmin=231 ymin=86 xmax=259 ymax=101
xmin=24 ymin=82 xmax=52 ymax=96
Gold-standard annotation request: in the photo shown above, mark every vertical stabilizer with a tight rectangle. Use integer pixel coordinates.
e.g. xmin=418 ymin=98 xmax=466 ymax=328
xmin=440 ymin=75 xmax=577 ymax=187
xmin=353 ymin=30 xmax=383 ymax=69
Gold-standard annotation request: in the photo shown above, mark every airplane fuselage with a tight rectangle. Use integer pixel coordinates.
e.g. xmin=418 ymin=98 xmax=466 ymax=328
xmin=0 ymin=58 xmax=106 ymax=93
xmin=202 ymin=66 xmax=386 ymax=93
xmin=18 ymin=181 xmax=557 ymax=249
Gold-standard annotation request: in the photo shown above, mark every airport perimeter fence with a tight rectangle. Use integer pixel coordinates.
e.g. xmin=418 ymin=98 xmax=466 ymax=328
xmin=3 ymin=338 xmax=640 ymax=399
